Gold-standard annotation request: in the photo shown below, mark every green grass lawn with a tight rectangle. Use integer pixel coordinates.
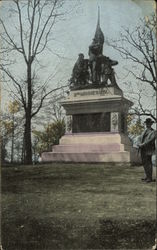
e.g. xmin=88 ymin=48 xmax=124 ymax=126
xmin=2 ymin=163 xmax=156 ymax=250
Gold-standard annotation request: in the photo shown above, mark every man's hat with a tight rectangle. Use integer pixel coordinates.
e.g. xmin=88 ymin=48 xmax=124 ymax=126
xmin=78 ymin=53 xmax=84 ymax=57
xmin=144 ymin=118 xmax=154 ymax=124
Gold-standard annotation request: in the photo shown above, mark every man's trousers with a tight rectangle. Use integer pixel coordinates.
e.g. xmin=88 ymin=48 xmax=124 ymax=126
xmin=141 ymin=149 xmax=152 ymax=180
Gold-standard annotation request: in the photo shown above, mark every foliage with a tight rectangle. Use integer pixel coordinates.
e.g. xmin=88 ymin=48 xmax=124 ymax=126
xmin=1 ymin=120 xmax=13 ymax=162
xmin=127 ymin=115 xmax=144 ymax=136
xmin=1 ymin=100 xmax=23 ymax=163
xmin=8 ymin=100 xmax=20 ymax=114
xmin=32 ymin=119 xmax=65 ymax=154
xmin=2 ymin=120 xmax=14 ymax=136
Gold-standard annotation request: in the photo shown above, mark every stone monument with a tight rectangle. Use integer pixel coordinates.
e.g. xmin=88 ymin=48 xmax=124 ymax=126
xmin=42 ymin=10 xmax=138 ymax=163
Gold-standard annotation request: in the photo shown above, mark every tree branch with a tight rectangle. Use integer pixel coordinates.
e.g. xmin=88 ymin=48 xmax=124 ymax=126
xmin=31 ymin=84 xmax=68 ymax=118
xmin=33 ymin=0 xmax=58 ymax=56
xmin=13 ymin=0 xmax=28 ymax=63
xmin=0 ymin=19 xmax=23 ymax=54
xmin=1 ymin=65 xmax=26 ymax=110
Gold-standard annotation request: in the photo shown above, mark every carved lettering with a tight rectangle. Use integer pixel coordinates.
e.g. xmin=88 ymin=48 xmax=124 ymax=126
xmin=74 ymin=89 xmax=109 ymax=97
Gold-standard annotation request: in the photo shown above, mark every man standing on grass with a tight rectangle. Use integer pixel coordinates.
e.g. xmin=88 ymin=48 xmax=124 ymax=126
xmin=139 ymin=118 xmax=156 ymax=183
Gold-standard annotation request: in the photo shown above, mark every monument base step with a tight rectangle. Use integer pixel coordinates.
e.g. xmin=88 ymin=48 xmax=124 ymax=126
xmin=41 ymin=133 xmax=141 ymax=163
xmin=41 ymin=151 xmax=131 ymax=163
xmin=60 ymin=132 xmax=132 ymax=145
xmin=52 ymin=143 xmax=131 ymax=152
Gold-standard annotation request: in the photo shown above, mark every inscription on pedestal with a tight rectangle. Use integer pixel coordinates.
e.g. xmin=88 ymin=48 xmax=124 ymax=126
xmin=72 ymin=113 xmax=110 ymax=133
xmin=73 ymin=89 xmax=109 ymax=97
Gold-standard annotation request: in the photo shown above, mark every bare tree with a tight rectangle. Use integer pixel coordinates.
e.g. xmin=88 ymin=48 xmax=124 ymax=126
xmin=0 ymin=0 xmax=71 ymax=164
xmin=106 ymin=14 xmax=156 ymax=121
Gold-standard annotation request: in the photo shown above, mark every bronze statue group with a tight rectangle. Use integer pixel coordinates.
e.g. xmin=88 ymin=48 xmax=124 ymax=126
xmin=70 ymin=12 xmax=119 ymax=90
xmin=70 ymin=39 xmax=118 ymax=89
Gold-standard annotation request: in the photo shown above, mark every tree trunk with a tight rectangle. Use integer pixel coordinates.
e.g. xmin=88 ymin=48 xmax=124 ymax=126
xmin=24 ymin=64 xmax=32 ymax=164
xmin=11 ymin=113 xmax=14 ymax=163
xmin=21 ymin=135 xmax=25 ymax=163
xmin=24 ymin=113 xmax=32 ymax=164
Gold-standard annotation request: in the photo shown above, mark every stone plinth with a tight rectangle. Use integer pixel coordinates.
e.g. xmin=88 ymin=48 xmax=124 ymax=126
xmin=62 ymin=86 xmax=133 ymax=134
xmin=41 ymin=86 xmax=140 ymax=163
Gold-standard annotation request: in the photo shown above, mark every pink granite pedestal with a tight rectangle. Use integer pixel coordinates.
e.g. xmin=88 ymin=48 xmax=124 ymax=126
xmin=41 ymin=132 xmax=140 ymax=163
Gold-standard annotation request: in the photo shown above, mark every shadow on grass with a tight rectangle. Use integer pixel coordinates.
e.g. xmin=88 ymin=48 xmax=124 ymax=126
xmin=2 ymin=218 xmax=155 ymax=250
xmin=2 ymin=217 xmax=76 ymax=250
xmin=87 ymin=219 xmax=156 ymax=249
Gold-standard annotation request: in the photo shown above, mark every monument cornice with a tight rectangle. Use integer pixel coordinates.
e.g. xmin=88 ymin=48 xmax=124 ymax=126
xmin=61 ymin=94 xmax=133 ymax=106
xmin=61 ymin=95 xmax=133 ymax=115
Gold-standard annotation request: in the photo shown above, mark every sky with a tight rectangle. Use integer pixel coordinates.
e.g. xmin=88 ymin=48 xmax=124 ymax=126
xmin=0 ymin=0 xmax=155 ymax=114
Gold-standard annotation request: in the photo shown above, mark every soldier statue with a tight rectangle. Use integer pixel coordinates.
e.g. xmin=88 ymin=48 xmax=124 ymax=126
xmin=88 ymin=38 xmax=102 ymax=83
xmin=70 ymin=53 xmax=89 ymax=88
xmin=101 ymin=56 xmax=118 ymax=85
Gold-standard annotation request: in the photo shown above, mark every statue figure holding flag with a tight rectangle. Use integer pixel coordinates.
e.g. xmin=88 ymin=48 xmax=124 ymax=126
xmin=70 ymin=7 xmax=119 ymax=89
